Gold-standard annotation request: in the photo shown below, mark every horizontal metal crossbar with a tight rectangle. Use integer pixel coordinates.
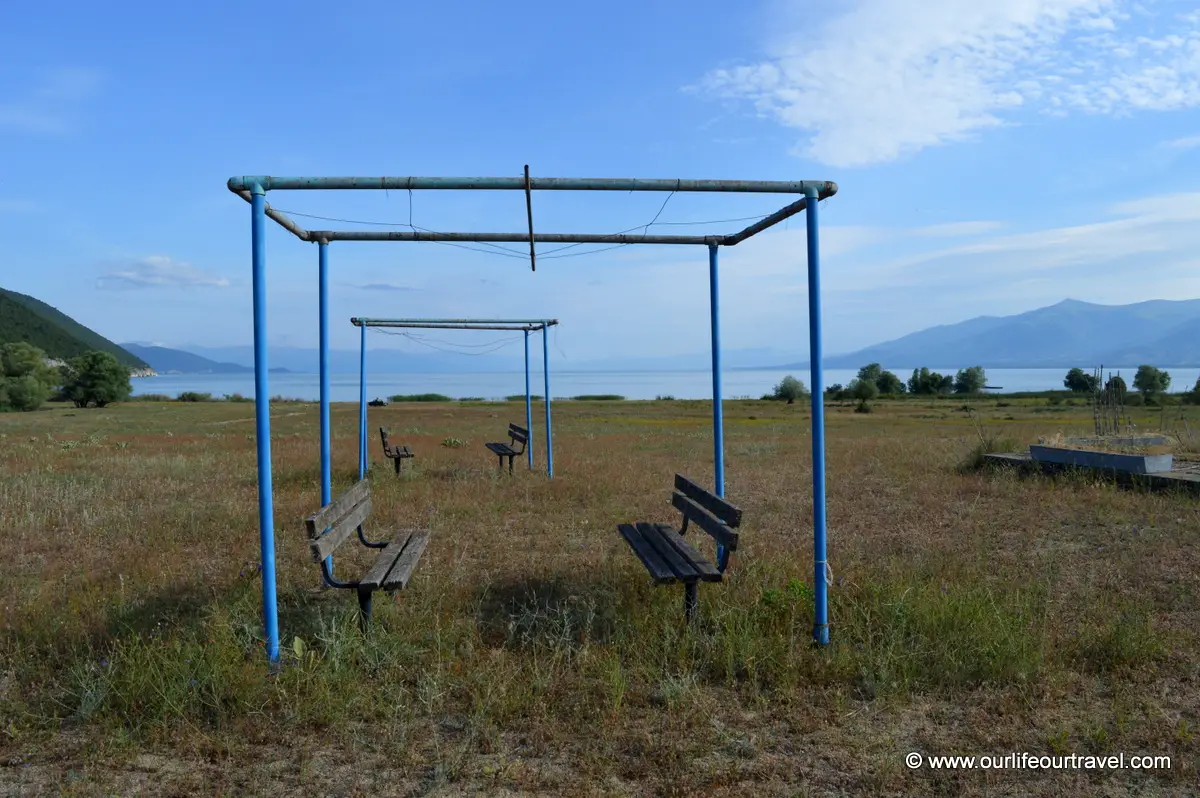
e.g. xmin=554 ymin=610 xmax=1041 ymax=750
xmin=229 ymin=176 xmax=837 ymax=195
xmin=352 ymin=317 xmax=557 ymax=331
xmin=228 ymin=175 xmax=837 ymax=249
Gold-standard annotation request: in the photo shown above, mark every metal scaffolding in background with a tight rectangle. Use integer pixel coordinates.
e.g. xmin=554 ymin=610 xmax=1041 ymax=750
xmin=228 ymin=172 xmax=838 ymax=666
xmin=350 ymin=317 xmax=559 ymax=480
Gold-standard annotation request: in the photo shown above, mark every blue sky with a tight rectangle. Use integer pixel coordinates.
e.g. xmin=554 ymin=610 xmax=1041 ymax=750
xmin=4 ymin=0 xmax=1200 ymax=365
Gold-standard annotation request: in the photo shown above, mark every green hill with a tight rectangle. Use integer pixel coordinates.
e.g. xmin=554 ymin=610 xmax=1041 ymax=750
xmin=0 ymin=288 xmax=149 ymax=369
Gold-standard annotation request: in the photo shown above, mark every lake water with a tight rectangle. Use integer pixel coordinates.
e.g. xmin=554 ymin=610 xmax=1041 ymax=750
xmin=130 ymin=367 xmax=1200 ymax=401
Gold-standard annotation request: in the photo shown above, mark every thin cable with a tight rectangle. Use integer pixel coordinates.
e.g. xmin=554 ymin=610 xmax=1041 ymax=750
xmin=373 ymin=329 xmax=520 ymax=356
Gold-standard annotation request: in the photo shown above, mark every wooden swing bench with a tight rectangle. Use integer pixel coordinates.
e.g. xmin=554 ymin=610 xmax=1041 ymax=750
xmin=617 ymin=474 xmax=742 ymax=623
xmin=304 ymin=478 xmax=430 ymax=627
xmin=484 ymin=423 xmax=527 ymax=474
xmin=379 ymin=427 xmax=415 ymax=474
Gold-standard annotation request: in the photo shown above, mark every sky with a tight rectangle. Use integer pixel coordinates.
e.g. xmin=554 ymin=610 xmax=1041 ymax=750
xmin=4 ymin=0 xmax=1200 ymax=365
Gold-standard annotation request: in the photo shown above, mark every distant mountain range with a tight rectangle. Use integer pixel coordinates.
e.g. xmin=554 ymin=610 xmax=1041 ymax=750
xmin=164 ymin=345 xmax=797 ymax=374
xmin=0 ymin=287 xmax=150 ymax=370
xmin=770 ymin=299 xmax=1200 ymax=370
xmin=7 ymin=292 xmax=1199 ymax=378
xmin=122 ymin=344 xmax=291 ymax=375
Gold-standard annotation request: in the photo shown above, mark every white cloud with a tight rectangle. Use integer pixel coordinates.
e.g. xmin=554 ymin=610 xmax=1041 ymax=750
xmin=910 ymin=221 xmax=1006 ymax=237
xmin=692 ymin=0 xmax=1200 ymax=166
xmin=1161 ymin=133 xmax=1200 ymax=148
xmin=0 ymin=67 xmax=103 ymax=135
xmin=97 ymin=256 xmax=231 ymax=290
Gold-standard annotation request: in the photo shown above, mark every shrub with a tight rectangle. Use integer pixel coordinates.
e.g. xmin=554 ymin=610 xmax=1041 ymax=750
xmin=505 ymin=394 xmax=543 ymax=401
xmin=389 ymin=393 xmax=452 ymax=402
xmin=177 ymin=391 xmax=214 ymax=402
xmin=60 ymin=351 xmax=132 ymax=408
xmin=134 ymin=393 xmax=173 ymax=402
xmin=0 ymin=342 xmax=57 ymax=412
xmin=3 ymin=373 xmax=50 ymax=412
xmin=769 ymin=375 xmax=809 ymax=404
xmin=223 ymin=393 xmax=253 ymax=402
xmin=570 ymin=394 xmax=624 ymax=401
xmin=953 ymin=366 xmax=987 ymax=395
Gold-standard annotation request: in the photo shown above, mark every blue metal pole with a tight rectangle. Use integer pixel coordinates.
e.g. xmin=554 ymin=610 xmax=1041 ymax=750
xmin=805 ymin=187 xmax=829 ymax=646
xmin=250 ymin=187 xmax=280 ymax=665
xmin=543 ymin=327 xmax=553 ymax=478
xmin=524 ymin=330 xmax=533 ymax=469
xmin=318 ymin=241 xmax=333 ymax=577
xmin=708 ymin=244 xmax=728 ymax=570
xmin=358 ymin=323 xmax=367 ymax=478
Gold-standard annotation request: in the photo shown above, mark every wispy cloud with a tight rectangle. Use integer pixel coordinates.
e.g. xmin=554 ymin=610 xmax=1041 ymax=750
xmin=352 ymin=282 xmax=418 ymax=292
xmin=1162 ymin=134 xmax=1200 ymax=149
xmin=0 ymin=67 xmax=103 ymax=135
xmin=97 ymin=256 xmax=230 ymax=290
xmin=910 ymin=221 xmax=1006 ymax=238
xmin=691 ymin=1 xmax=1200 ymax=166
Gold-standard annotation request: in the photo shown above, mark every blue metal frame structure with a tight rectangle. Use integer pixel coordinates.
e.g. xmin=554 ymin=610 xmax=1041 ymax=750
xmin=228 ymin=174 xmax=837 ymax=665
xmin=349 ymin=317 xmax=558 ymax=479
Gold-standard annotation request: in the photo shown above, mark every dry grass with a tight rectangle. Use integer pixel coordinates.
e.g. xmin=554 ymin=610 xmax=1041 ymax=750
xmin=0 ymin=397 xmax=1197 ymax=796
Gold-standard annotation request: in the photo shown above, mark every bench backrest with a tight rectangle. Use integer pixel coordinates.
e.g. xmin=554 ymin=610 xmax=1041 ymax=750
xmin=508 ymin=424 xmax=528 ymax=447
xmin=304 ymin=478 xmax=372 ymax=562
xmin=379 ymin=426 xmax=395 ymax=451
xmin=671 ymin=473 xmax=741 ymax=552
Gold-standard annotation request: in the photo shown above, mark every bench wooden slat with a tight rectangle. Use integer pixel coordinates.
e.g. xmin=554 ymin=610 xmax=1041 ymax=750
xmin=618 ymin=523 xmax=676 ymax=584
xmin=507 ymin=424 xmax=529 ymax=445
xmin=309 ymin=496 xmax=373 ymax=562
xmin=654 ymin=523 xmax=722 ymax=582
xmin=486 ymin=442 xmax=517 ymax=456
xmin=382 ymin=530 xmax=430 ymax=589
xmin=637 ymin=522 xmax=700 ymax=581
xmin=305 ymin=479 xmax=370 ymax=537
xmin=671 ymin=492 xmax=739 ymax=552
xmin=359 ymin=536 xmax=410 ymax=589
xmin=674 ymin=474 xmax=742 ymax=527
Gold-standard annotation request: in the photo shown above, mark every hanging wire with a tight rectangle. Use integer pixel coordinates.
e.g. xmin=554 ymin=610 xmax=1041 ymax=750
xmin=371 ymin=327 xmax=522 ymax=356
xmin=274 ymin=191 xmax=789 ymax=263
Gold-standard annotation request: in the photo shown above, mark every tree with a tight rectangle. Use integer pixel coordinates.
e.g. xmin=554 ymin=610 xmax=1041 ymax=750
xmin=908 ymin=367 xmax=953 ymax=395
xmin=953 ymin=365 xmax=987 ymax=395
xmin=1064 ymin=367 xmax=1099 ymax=393
xmin=1187 ymin=376 xmax=1200 ymax=405
xmin=857 ymin=362 xmax=904 ymax=395
xmin=0 ymin=342 xmax=57 ymax=412
xmin=849 ymin=378 xmax=879 ymax=402
xmin=1105 ymin=374 xmax=1127 ymax=401
xmin=876 ymin=370 xmax=905 ymax=395
xmin=1133 ymin=365 xmax=1170 ymax=396
xmin=856 ymin=363 xmax=883 ymax=386
xmin=61 ymin=351 xmax=132 ymax=408
xmin=770 ymin=375 xmax=809 ymax=404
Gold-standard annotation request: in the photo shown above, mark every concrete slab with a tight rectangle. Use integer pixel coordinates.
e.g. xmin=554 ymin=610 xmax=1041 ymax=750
xmin=1029 ymin=445 xmax=1173 ymax=475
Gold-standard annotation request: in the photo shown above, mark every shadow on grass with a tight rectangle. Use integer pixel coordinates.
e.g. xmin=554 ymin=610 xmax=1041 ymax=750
xmin=474 ymin=573 xmax=621 ymax=651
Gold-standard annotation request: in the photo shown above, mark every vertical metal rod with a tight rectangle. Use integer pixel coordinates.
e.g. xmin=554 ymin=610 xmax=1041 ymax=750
xmin=524 ymin=330 xmax=534 ymax=469
xmin=250 ymin=188 xmax=280 ymax=665
xmin=318 ymin=241 xmax=333 ymax=577
xmin=708 ymin=244 xmax=727 ymax=570
xmin=359 ymin=322 xmax=367 ymax=478
xmin=524 ymin=164 xmax=536 ymax=272
xmin=543 ymin=326 xmax=553 ymax=478
xmin=805 ymin=188 xmax=829 ymax=646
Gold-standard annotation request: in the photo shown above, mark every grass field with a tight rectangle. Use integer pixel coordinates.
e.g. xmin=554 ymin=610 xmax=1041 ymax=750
xmin=1 ymin=396 xmax=1197 ymax=796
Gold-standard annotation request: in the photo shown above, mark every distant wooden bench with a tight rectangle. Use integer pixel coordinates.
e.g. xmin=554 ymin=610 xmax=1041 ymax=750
xmin=379 ymin=427 xmax=414 ymax=474
xmin=484 ymin=423 xmax=527 ymax=474
xmin=617 ymin=474 xmax=742 ymax=622
xmin=304 ymin=478 xmax=430 ymax=627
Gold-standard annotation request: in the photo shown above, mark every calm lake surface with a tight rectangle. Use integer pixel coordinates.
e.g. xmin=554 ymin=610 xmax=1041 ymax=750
xmin=130 ymin=367 xmax=1200 ymax=402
